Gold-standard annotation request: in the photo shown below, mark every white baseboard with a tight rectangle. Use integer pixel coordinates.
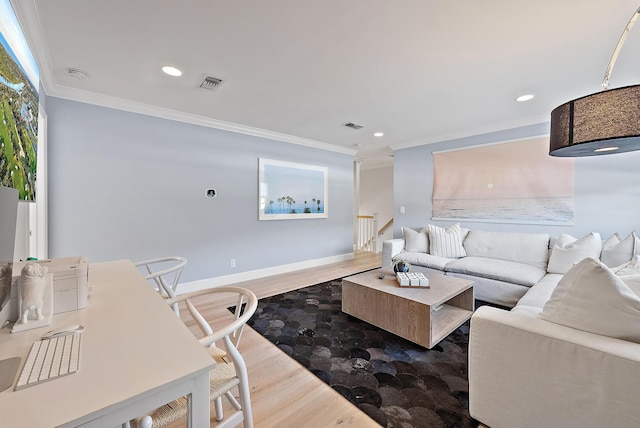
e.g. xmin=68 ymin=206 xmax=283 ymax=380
xmin=178 ymin=253 xmax=355 ymax=294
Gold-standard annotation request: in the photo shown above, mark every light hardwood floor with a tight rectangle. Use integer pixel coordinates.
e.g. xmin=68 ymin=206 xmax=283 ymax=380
xmin=167 ymin=251 xmax=383 ymax=428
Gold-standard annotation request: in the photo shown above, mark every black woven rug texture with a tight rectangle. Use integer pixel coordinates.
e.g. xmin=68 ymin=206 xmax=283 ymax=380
xmin=246 ymin=279 xmax=481 ymax=428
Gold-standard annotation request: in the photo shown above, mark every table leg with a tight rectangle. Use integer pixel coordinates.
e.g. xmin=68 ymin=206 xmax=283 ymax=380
xmin=187 ymin=372 xmax=210 ymax=427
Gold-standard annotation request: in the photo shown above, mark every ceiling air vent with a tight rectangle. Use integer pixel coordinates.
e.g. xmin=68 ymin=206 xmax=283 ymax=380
xmin=199 ymin=75 xmax=223 ymax=91
xmin=67 ymin=68 xmax=89 ymax=80
xmin=344 ymin=122 xmax=364 ymax=130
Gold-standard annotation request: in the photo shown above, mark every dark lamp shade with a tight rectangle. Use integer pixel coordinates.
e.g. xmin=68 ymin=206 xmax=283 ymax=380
xmin=549 ymin=84 xmax=640 ymax=156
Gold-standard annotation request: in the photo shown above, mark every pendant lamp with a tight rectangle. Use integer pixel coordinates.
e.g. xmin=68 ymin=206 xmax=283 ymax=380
xmin=550 ymin=7 xmax=640 ymax=157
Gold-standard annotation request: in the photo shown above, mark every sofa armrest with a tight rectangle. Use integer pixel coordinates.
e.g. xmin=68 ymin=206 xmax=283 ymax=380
xmin=382 ymin=239 xmax=405 ymax=268
xmin=469 ymin=306 xmax=640 ymax=428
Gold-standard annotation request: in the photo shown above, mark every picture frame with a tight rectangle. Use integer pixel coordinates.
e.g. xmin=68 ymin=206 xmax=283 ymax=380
xmin=431 ymin=136 xmax=575 ymax=225
xmin=259 ymin=158 xmax=328 ymax=220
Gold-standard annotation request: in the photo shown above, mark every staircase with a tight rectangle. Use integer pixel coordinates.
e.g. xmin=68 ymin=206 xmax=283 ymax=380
xmin=356 ymin=214 xmax=393 ymax=252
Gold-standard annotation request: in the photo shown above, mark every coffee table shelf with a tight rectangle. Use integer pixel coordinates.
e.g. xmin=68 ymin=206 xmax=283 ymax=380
xmin=430 ymin=304 xmax=472 ymax=345
xmin=342 ymin=270 xmax=474 ymax=349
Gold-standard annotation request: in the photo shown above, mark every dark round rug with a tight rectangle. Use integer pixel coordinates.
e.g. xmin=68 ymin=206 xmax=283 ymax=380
xmin=247 ymin=279 xmax=480 ymax=428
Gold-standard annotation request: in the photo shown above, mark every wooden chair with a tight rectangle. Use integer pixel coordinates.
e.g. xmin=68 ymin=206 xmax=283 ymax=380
xmin=132 ymin=286 xmax=257 ymax=428
xmin=134 ymin=256 xmax=187 ymax=315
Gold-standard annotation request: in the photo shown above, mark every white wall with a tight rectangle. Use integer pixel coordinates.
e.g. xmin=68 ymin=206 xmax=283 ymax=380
xmin=393 ymin=123 xmax=640 ymax=239
xmin=359 ymin=165 xmax=393 ymax=251
xmin=45 ymin=97 xmax=355 ymax=283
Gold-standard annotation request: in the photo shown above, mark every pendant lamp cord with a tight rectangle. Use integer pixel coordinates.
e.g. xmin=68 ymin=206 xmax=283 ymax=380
xmin=602 ymin=6 xmax=640 ymax=90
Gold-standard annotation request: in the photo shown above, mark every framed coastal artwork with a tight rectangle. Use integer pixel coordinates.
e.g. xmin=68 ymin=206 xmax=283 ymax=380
xmin=258 ymin=158 xmax=328 ymax=220
xmin=432 ymin=136 xmax=575 ymax=225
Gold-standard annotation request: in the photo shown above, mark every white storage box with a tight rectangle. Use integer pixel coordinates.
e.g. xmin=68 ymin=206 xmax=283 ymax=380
xmin=35 ymin=257 xmax=89 ymax=314
xmin=396 ymin=272 xmax=410 ymax=286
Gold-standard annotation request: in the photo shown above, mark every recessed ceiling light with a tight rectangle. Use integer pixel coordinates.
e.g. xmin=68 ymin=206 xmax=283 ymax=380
xmin=373 ymin=132 xmax=384 ymax=137
xmin=162 ymin=66 xmax=183 ymax=77
xmin=515 ymin=94 xmax=535 ymax=102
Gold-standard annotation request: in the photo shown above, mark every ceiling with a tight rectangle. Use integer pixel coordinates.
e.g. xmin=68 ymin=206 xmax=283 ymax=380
xmin=12 ymin=0 xmax=640 ymax=168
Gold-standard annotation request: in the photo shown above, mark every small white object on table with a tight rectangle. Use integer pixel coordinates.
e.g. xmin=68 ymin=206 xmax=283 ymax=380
xmin=396 ymin=271 xmax=429 ymax=287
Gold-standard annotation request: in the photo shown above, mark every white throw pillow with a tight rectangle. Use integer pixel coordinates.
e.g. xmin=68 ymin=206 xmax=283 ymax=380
xmin=427 ymin=223 xmax=466 ymax=258
xmin=547 ymin=232 xmax=602 ymax=274
xmin=601 ymin=231 xmax=637 ymax=268
xmin=402 ymin=227 xmax=428 ymax=253
xmin=611 ymin=255 xmax=640 ymax=277
xmin=540 ymin=257 xmax=640 ymax=343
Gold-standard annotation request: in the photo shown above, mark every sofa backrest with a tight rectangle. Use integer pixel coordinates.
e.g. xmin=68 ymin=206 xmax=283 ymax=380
xmin=463 ymin=230 xmax=550 ymax=270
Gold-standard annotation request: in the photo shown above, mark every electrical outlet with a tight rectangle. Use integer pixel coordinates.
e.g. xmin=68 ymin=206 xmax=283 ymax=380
xmin=230 ymin=259 xmax=236 ymax=268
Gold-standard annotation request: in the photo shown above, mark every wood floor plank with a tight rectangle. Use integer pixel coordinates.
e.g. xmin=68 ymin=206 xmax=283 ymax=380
xmin=163 ymin=251 xmax=382 ymax=428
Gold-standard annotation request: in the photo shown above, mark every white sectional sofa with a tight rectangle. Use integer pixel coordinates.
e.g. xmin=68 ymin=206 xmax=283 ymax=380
xmin=383 ymin=223 xmax=640 ymax=427
xmin=383 ymin=224 xmax=620 ymax=307
xmin=383 ymin=225 xmax=558 ymax=307
xmin=469 ymin=257 xmax=640 ymax=427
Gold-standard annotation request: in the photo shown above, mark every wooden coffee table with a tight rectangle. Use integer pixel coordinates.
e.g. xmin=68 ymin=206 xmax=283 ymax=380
xmin=342 ymin=270 xmax=474 ymax=349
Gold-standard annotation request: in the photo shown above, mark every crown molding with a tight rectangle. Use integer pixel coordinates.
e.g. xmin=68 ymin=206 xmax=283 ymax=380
xmin=46 ymin=84 xmax=358 ymax=155
xmin=389 ymin=117 xmax=550 ymax=151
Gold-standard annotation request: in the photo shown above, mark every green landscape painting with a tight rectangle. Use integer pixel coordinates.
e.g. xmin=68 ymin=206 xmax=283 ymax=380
xmin=0 ymin=0 xmax=39 ymax=201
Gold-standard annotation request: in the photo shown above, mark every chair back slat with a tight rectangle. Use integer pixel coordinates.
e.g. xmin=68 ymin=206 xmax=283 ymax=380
xmin=165 ymin=287 xmax=258 ymax=352
xmin=134 ymin=256 xmax=187 ymax=316
xmin=185 ymin=298 xmax=214 ymax=338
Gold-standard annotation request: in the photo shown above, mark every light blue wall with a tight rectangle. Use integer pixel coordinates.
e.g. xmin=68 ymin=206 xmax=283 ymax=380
xmin=394 ymin=123 xmax=640 ymax=239
xmin=46 ymin=97 xmax=354 ymax=282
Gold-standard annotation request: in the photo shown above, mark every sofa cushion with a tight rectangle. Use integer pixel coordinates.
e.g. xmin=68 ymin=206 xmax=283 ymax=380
xmin=448 ymin=272 xmax=529 ymax=308
xmin=393 ymin=251 xmax=454 ymax=271
xmin=512 ymin=273 xmax=563 ymax=316
xmin=620 ymin=275 xmax=640 ymax=296
xmin=463 ymin=230 xmax=550 ymax=270
xmin=547 ymin=232 xmax=602 ymax=274
xmin=540 ymin=257 xmax=640 ymax=343
xmin=402 ymin=227 xmax=428 ymax=253
xmin=428 ymin=223 xmax=466 ymax=258
xmin=444 ymin=256 xmax=546 ymax=287
xmin=612 ymin=255 xmax=640 ymax=277
xmin=601 ymin=232 xmax=638 ymax=268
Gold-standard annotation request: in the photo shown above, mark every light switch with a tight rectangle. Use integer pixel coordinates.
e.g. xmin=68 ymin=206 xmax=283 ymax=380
xmin=400 ymin=206 xmax=405 ymax=214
